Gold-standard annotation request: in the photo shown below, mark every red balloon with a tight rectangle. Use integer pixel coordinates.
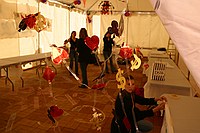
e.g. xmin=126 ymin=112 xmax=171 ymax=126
xmin=43 ymin=66 xmax=56 ymax=82
xmin=85 ymin=35 xmax=99 ymax=51
xmin=49 ymin=105 xmax=64 ymax=118
xmin=119 ymin=47 xmax=133 ymax=59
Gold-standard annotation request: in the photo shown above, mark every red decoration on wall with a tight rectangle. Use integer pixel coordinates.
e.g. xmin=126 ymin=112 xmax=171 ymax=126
xmin=98 ymin=1 xmax=114 ymax=15
xmin=119 ymin=47 xmax=133 ymax=59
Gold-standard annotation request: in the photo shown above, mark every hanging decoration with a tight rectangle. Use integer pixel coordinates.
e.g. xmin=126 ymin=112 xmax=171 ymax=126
xmin=130 ymin=54 xmax=141 ymax=71
xmin=98 ymin=1 xmax=114 ymax=15
xmin=18 ymin=19 xmax=27 ymax=32
xmin=84 ymin=35 xmax=100 ymax=51
xmin=86 ymin=12 xmax=92 ymax=23
xmin=18 ymin=13 xmax=37 ymax=32
xmin=18 ymin=12 xmax=46 ymax=32
xmin=74 ymin=0 xmax=81 ymax=5
xmin=51 ymin=45 xmax=69 ymax=65
xmin=124 ymin=10 xmax=131 ymax=17
xmin=116 ymin=68 xmax=126 ymax=90
xmin=25 ymin=14 xmax=37 ymax=28
xmin=43 ymin=66 xmax=56 ymax=83
xmin=119 ymin=46 xmax=133 ymax=59
xmin=34 ymin=12 xmax=47 ymax=32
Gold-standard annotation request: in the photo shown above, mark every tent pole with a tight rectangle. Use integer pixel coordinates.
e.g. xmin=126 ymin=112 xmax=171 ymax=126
xmin=37 ymin=1 xmax=40 ymax=54
xmin=126 ymin=0 xmax=129 ymax=45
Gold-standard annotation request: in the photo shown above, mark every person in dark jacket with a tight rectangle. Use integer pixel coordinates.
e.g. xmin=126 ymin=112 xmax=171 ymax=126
xmin=64 ymin=31 xmax=79 ymax=75
xmin=76 ymin=28 xmax=92 ymax=88
xmin=111 ymin=75 xmax=166 ymax=133
xmin=103 ymin=31 xmax=116 ymax=73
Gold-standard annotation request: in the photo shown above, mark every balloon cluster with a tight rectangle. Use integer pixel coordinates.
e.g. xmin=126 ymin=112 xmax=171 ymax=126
xmin=18 ymin=12 xmax=46 ymax=32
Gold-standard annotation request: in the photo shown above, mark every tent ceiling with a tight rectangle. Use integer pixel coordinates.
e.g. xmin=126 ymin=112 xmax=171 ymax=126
xmin=53 ymin=0 xmax=154 ymax=12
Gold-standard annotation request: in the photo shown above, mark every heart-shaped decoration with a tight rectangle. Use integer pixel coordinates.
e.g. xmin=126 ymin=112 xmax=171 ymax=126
xmin=49 ymin=105 xmax=64 ymax=118
xmin=85 ymin=35 xmax=99 ymax=51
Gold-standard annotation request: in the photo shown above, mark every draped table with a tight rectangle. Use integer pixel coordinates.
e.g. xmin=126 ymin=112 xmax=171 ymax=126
xmin=161 ymin=94 xmax=200 ymax=133
xmin=144 ymin=58 xmax=192 ymax=98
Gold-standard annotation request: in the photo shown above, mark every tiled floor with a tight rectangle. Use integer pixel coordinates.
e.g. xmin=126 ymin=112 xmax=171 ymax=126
xmin=0 ymin=58 xmax=163 ymax=133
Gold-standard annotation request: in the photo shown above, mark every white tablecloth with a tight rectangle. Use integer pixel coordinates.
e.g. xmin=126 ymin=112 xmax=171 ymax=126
xmin=161 ymin=94 xmax=200 ymax=133
xmin=144 ymin=58 xmax=192 ymax=98
xmin=148 ymin=50 xmax=169 ymax=59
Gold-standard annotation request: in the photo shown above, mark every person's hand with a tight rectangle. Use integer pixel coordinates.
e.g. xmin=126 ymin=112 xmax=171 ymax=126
xmin=153 ymin=102 xmax=165 ymax=113
xmin=155 ymin=96 xmax=167 ymax=102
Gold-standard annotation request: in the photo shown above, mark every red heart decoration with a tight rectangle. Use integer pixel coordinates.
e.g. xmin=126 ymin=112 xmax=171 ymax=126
xmin=49 ymin=105 xmax=64 ymax=118
xmin=119 ymin=47 xmax=133 ymax=59
xmin=85 ymin=35 xmax=99 ymax=51
xmin=43 ymin=66 xmax=56 ymax=82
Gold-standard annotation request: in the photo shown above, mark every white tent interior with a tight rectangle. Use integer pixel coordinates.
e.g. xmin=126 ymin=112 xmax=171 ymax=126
xmin=0 ymin=0 xmax=199 ymax=94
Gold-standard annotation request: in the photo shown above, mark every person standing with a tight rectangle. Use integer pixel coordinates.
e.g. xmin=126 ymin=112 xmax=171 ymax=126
xmin=103 ymin=31 xmax=116 ymax=74
xmin=76 ymin=28 xmax=92 ymax=88
xmin=64 ymin=31 xmax=79 ymax=75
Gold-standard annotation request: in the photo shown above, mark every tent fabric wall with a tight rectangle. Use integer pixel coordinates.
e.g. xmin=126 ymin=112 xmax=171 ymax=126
xmin=150 ymin=0 xmax=200 ymax=90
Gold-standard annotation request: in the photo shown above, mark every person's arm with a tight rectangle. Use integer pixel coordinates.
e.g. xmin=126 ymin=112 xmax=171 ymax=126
xmin=64 ymin=38 xmax=70 ymax=45
xmin=134 ymin=94 xmax=157 ymax=105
